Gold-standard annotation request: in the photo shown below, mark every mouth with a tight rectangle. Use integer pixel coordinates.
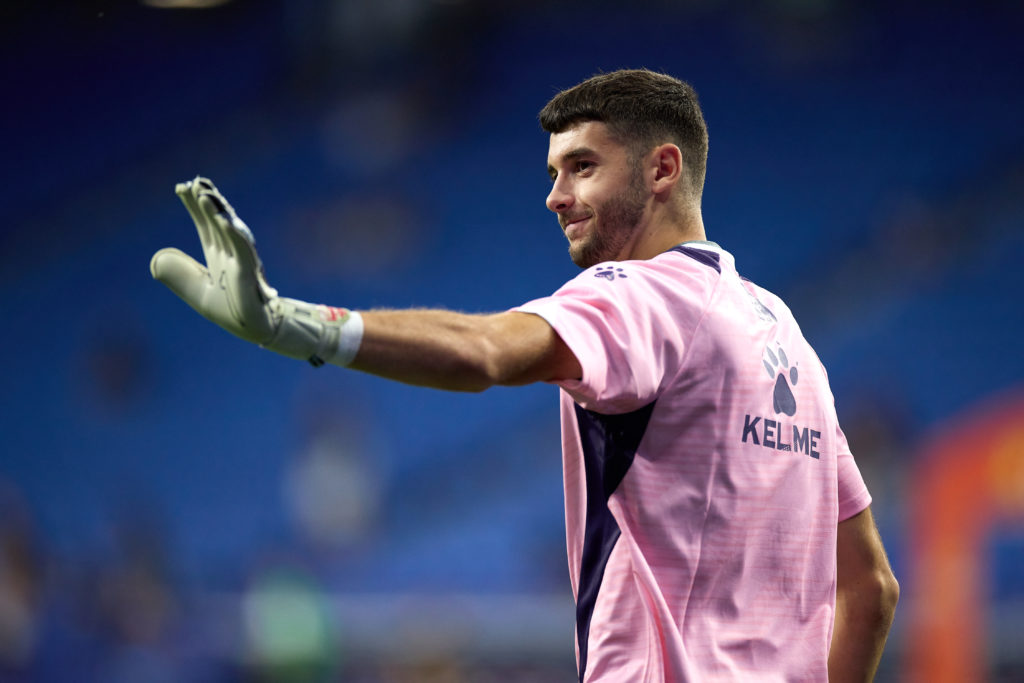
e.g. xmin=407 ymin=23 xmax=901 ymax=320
xmin=561 ymin=214 xmax=591 ymax=238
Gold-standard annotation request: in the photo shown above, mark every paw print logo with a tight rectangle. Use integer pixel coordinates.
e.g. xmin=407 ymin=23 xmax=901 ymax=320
xmin=763 ymin=343 xmax=799 ymax=416
xmin=594 ymin=266 xmax=627 ymax=281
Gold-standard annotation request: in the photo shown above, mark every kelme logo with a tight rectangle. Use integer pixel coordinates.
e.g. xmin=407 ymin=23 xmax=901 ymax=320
xmin=763 ymin=343 xmax=798 ymax=416
xmin=741 ymin=342 xmax=819 ymax=459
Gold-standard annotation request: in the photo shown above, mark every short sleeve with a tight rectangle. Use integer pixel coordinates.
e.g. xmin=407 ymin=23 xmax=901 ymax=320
xmin=835 ymin=423 xmax=872 ymax=521
xmin=514 ymin=258 xmax=709 ymax=414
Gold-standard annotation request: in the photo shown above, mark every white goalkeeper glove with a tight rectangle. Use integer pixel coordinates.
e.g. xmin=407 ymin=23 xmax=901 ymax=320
xmin=150 ymin=177 xmax=363 ymax=367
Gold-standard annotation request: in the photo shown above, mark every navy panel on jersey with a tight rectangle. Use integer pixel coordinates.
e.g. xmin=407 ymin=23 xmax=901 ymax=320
xmin=573 ymin=401 xmax=657 ymax=681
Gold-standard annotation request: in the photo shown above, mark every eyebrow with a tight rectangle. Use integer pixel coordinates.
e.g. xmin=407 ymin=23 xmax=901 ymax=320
xmin=547 ymin=146 xmax=598 ymax=179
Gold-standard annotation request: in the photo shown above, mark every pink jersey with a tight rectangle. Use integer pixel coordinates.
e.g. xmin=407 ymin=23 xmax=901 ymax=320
xmin=515 ymin=242 xmax=871 ymax=682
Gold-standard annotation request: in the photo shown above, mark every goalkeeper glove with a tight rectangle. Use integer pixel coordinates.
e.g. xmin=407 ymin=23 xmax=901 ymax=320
xmin=150 ymin=177 xmax=363 ymax=367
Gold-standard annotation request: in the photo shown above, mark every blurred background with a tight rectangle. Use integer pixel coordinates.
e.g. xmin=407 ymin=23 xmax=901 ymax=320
xmin=2 ymin=0 xmax=1023 ymax=681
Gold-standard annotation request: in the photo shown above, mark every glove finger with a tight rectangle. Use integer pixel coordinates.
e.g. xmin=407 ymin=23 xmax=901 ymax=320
xmin=199 ymin=189 xmax=265 ymax=283
xmin=176 ymin=179 xmax=218 ymax=266
xmin=207 ymin=211 xmax=273 ymax=324
xmin=150 ymin=247 xmax=213 ymax=310
xmin=213 ymin=208 xmax=261 ymax=272
xmin=198 ymin=192 xmax=235 ymax=259
xmin=210 ymin=205 xmax=280 ymax=302
xmin=190 ymin=182 xmax=277 ymax=334
xmin=175 ymin=179 xmax=205 ymax=227
xmin=193 ymin=177 xmax=216 ymax=192
xmin=195 ymin=178 xmax=241 ymax=220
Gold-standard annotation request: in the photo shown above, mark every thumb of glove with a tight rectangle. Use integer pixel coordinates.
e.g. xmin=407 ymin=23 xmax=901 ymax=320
xmin=150 ymin=247 xmax=211 ymax=311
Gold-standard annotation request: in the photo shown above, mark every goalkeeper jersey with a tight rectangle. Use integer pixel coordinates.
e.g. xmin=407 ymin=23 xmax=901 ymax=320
xmin=516 ymin=241 xmax=871 ymax=682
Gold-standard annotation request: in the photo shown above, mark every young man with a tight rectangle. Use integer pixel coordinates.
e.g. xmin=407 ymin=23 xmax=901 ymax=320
xmin=152 ymin=70 xmax=898 ymax=682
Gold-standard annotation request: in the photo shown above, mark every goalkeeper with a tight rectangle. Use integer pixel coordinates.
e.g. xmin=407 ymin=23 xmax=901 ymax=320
xmin=152 ymin=70 xmax=898 ymax=683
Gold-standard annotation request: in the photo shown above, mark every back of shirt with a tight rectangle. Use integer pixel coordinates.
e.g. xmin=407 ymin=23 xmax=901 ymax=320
xmin=517 ymin=243 xmax=871 ymax=682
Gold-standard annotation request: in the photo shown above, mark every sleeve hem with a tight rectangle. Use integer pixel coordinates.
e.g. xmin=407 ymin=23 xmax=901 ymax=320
xmin=837 ymin=491 xmax=872 ymax=523
xmin=512 ymin=302 xmax=596 ymax=399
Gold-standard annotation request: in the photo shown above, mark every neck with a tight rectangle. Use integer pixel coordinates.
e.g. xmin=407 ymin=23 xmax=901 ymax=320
xmin=624 ymin=201 xmax=706 ymax=261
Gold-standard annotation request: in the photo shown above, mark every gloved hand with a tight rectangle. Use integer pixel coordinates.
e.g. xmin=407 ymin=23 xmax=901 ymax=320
xmin=150 ymin=177 xmax=363 ymax=367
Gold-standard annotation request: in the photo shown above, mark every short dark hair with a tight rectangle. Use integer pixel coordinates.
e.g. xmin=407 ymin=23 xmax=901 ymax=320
xmin=539 ymin=69 xmax=709 ymax=196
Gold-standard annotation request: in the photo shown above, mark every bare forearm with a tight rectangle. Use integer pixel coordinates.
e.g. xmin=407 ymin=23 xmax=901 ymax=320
xmin=348 ymin=309 xmax=499 ymax=391
xmin=348 ymin=309 xmax=577 ymax=392
xmin=828 ymin=574 xmax=899 ymax=682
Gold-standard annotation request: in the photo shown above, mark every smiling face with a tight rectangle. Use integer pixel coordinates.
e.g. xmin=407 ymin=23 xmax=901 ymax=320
xmin=546 ymin=121 xmax=649 ymax=268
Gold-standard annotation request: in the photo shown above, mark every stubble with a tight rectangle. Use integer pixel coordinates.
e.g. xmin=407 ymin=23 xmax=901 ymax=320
xmin=570 ymin=168 xmax=648 ymax=268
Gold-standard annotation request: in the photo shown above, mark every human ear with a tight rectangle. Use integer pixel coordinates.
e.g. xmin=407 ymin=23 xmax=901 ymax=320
xmin=650 ymin=143 xmax=683 ymax=194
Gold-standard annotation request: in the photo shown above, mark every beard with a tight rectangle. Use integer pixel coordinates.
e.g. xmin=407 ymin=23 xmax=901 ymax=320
xmin=568 ymin=169 xmax=647 ymax=268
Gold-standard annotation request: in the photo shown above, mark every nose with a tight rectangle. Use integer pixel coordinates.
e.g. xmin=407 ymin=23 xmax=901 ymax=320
xmin=546 ymin=179 xmax=574 ymax=213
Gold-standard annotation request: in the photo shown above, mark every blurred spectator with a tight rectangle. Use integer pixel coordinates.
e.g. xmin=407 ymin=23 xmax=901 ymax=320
xmin=91 ymin=515 xmax=183 ymax=683
xmin=285 ymin=427 xmax=381 ymax=554
xmin=77 ymin=313 xmax=153 ymax=418
xmin=242 ymin=565 xmax=338 ymax=682
xmin=0 ymin=483 xmax=43 ymax=677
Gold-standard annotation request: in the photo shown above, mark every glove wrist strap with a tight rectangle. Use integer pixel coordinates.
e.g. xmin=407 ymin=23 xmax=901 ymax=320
xmin=264 ymin=299 xmax=364 ymax=367
xmin=329 ymin=309 xmax=364 ymax=367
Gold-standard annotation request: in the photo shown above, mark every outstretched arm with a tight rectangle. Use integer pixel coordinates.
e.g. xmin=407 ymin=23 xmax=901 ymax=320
xmin=151 ymin=177 xmax=581 ymax=391
xmin=829 ymin=506 xmax=900 ymax=682
xmin=353 ymin=309 xmax=580 ymax=392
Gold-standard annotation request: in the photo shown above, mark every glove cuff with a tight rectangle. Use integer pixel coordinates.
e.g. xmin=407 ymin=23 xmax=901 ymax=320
xmin=324 ymin=308 xmax=364 ymax=367
xmin=264 ymin=299 xmax=364 ymax=367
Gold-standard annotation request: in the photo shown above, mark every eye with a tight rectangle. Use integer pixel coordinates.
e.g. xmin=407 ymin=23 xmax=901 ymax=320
xmin=575 ymin=160 xmax=594 ymax=174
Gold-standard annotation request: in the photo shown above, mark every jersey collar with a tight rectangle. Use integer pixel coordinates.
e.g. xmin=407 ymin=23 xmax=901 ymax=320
xmin=676 ymin=239 xmax=723 ymax=253
xmin=669 ymin=240 xmax=736 ymax=271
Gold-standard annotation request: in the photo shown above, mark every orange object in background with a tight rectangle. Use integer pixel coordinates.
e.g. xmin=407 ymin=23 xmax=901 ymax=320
xmin=906 ymin=390 xmax=1024 ymax=682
